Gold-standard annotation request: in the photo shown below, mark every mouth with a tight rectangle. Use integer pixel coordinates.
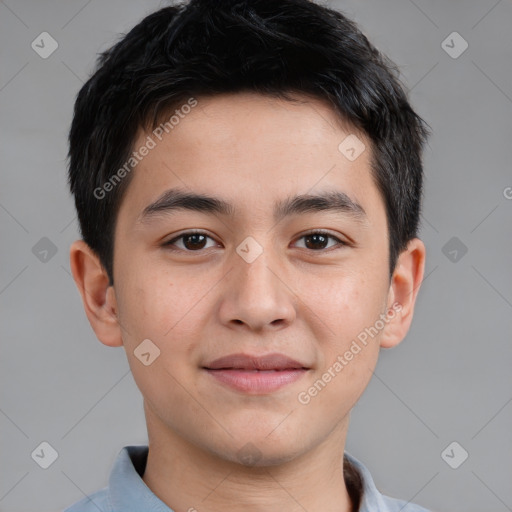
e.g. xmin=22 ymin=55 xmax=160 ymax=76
xmin=204 ymin=352 xmax=309 ymax=371
xmin=202 ymin=353 xmax=310 ymax=394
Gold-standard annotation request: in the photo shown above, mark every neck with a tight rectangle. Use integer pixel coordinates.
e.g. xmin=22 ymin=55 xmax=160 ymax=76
xmin=142 ymin=402 xmax=355 ymax=512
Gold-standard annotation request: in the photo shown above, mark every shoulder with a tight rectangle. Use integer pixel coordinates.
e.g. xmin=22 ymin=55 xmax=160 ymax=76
xmin=62 ymin=487 xmax=111 ymax=512
xmin=343 ymin=451 xmax=432 ymax=512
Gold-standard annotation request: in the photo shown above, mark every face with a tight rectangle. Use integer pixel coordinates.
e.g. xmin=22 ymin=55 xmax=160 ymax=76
xmin=98 ymin=92 xmax=415 ymax=465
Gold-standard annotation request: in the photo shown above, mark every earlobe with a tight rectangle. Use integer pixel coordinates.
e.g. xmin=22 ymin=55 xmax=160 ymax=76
xmin=380 ymin=238 xmax=426 ymax=349
xmin=69 ymin=240 xmax=123 ymax=347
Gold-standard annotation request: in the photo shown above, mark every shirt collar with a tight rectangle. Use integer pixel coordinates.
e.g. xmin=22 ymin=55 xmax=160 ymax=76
xmin=343 ymin=450 xmax=397 ymax=512
xmin=109 ymin=446 xmax=172 ymax=511
xmin=109 ymin=446 xmax=392 ymax=512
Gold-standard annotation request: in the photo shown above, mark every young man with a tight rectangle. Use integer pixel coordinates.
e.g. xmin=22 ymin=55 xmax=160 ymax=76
xmin=65 ymin=0 xmax=430 ymax=511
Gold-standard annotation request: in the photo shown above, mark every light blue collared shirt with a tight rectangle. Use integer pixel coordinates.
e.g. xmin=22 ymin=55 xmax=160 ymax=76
xmin=63 ymin=445 xmax=431 ymax=512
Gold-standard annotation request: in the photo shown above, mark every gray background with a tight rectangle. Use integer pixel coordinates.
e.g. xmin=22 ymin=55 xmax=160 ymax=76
xmin=1 ymin=1 xmax=511 ymax=511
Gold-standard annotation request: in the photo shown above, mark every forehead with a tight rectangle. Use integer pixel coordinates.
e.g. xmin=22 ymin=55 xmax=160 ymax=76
xmin=117 ymin=91 xmax=384 ymax=227
xmin=152 ymin=91 xmax=356 ymax=153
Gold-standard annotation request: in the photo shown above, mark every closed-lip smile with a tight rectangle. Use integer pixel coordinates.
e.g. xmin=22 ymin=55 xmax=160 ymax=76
xmin=203 ymin=353 xmax=310 ymax=394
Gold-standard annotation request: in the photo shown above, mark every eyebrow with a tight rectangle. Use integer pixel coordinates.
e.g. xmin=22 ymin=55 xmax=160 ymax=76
xmin=138 ymin=187 xmax=368 ymax=225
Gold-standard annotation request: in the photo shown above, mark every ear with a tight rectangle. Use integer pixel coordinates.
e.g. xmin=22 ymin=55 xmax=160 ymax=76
xmin=69 ymin=240 xmax=123 ymax=347
xmin=380 ymin=238 xmax=426 ymax=349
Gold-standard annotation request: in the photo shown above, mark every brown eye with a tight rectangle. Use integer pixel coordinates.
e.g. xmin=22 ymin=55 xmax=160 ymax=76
xmin=294 ymin=231 xmax=346 ymax=251
xmin=163 ymin=232 xmax=217 ymax=252
xmin=182 ymin=233 xmax=208 ymax=250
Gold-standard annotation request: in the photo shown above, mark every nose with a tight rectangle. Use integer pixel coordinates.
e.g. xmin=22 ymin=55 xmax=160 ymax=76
xmin=217 ymin=242 xmax=297 ymax=332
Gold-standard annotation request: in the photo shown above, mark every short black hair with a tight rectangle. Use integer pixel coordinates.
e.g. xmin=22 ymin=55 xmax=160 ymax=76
xmin=68 ymin=0 xmax=429 ymax=284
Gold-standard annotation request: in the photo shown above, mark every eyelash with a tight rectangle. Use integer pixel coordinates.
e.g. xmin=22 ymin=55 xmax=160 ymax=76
xmin=162 ymin=230 xmax=347 ymax=253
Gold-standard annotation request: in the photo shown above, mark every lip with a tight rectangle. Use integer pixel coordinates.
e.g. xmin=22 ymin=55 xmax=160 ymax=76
xmin=204 ymin=368 xmax=308 ymax=394
xmin=203 ymin=353 xmax=310 ymax=394
xmin=204 ymin=352 xmax=309 ymax=371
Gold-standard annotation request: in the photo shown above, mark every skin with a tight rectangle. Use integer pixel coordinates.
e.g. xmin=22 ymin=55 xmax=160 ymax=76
xmin=70 ymin=91 xmax=426 ymax=512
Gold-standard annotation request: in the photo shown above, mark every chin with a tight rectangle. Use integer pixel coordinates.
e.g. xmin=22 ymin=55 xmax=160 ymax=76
xmin=209 ymin=427 xmax=307 ymax=468
xmin=227 ymin=442 xmax=303 ymax=468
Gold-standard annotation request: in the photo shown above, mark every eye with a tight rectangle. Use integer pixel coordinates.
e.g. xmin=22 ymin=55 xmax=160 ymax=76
xmin=162 ymin=231 xmax=219 ymax=252
xmin=293 ymin=230 xmax=347 ymax=251
xmin=162 ymin=230 xmax=347 ymax=253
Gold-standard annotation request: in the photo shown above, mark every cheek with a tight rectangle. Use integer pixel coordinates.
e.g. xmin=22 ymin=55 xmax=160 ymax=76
xmin=116 ymin=268 xmax=201 ymax=412
xmin=118 ymin=262 xmax=199 ymax=339
xmin=305 ymin=269 xmax=386 ymax=339
xmin=300 ymin=274 xmax=383 ymax=410
xmin=301 ymin=269 xmax=387 ymax=405
xmin=116 ymin=264 xmax=211 ymax=381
